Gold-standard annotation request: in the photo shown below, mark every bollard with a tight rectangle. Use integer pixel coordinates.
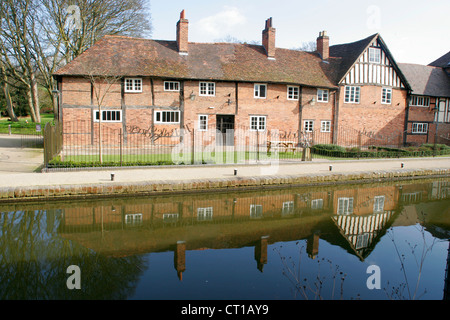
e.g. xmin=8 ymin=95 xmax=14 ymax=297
xmin=8 ymin=124 xmax=11 ymax=135
xmin=329 ymin=165 xmax=333 ymax=171
xmin=111 ymin=173 xmax=115 ymax=181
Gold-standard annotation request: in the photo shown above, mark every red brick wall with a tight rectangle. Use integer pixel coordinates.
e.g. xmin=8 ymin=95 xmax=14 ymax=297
xmin=337 ymin=86 xmax=407 ymax=146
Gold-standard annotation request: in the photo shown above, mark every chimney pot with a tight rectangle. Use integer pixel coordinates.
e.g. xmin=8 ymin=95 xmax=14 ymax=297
xmin=317 ymin=30 xmax=329 ymax=60
xmin=177 ymin=10 xmax=189 ymax=55
xmin=262 ymin=17 xmax=276 ymax=59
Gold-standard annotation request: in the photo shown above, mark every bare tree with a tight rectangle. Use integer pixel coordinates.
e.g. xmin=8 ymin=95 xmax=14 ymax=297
xmin=83 ymin=62 xmax=122 ymax=163
xmin=293 ymin=41 xmax=317 ymax=52
xmin=0 ymin=0 xmax=41 ymax=122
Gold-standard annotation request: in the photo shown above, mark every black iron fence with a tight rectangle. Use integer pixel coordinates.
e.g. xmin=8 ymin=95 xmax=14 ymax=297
xmin=42 ymin=120 xmax=450 ymax=169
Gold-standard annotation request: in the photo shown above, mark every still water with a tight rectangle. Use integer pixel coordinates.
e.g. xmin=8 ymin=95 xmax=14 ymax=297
xmin=0 ymin=178 xmax=449 ymax=300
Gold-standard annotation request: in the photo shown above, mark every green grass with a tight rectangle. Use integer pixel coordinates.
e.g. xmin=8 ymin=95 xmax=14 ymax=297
xmin=0 ymin=113 xmax=54 ymax=135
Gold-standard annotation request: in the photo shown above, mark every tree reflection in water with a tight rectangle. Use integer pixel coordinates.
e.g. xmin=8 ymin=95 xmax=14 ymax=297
xmin=0 ymin=209 xmax=146 ymax=299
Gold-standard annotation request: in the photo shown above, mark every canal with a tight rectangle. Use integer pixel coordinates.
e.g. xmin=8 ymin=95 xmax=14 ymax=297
xmin=0 ymin=178 xmax=449 ymax=300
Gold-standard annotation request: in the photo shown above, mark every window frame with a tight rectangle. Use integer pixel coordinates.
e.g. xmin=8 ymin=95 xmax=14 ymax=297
xmin=317 ymin=89 xmax=329 ymax=102
xmin=250 ymin=204 xmax=263 ymax=218
xmin=287 ymin=86 xmax=299 ymax=100
xmin=410 ymin=95 xmax=430 ymax=107
xmin=250 ymin=115 xmax=266 ymax=132
xmin=124 ymin=78 xmax=143 ymax=93
xmin=254 ymin=83 xmax=267 ymax=99
xmin=93 ymin=110 xmax=122 ymax=123
xmin=198 ymin=114 xmax=208 ymax=131
xmin=199 ymin=82 xmax=215 ymax=96
xmin=197 ymin=207 xmax=213 ymax=221
xmin=381 ymin=87 xmax=392 ymax=104
xmin=320 ymin=120 xmax=331 ymax=133
xmin=368 ymin=47 xmax=381 ymax=64
xmin=154 ymin=110 xmax=180 ymax=124
xmin=412 ymin=122 xmax=428 ymax=134
xmin=164 ymin=81 xmax=180 ymax=92
xmin=344 ymin=86 xmax=360 ymax=104
xmin=303 ymin=120 xmax=314 ymax=132
xmin=337 ymin=197 xmax=354 ymax=215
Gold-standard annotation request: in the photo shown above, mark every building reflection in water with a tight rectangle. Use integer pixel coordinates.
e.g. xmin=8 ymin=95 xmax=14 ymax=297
xmin=0 ymin=178 xmax=449 ymax=299
xmin=47 ymin=179 xmax=449 ymax=280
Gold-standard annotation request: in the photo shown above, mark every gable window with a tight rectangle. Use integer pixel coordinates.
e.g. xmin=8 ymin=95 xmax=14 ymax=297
xmin=287 ymin=86 xmax=299 ymax=100
xmin=317 ymin=89 xmax=329 ymax=102
xmin=382 ymin=88 xmax=392 ymax=104
xmin=410 ymin=95 xmax=430 ymax=107
xmin=304 ymin=120 xmax=314 ymax=132
xmin=250 ymin=116 xmax=266 ymax=131
xmin=164 ymin=81 xmax=180 ymax=92
xmin=320 ymin=120 xmax=331 ymax=132
xmin=344 ymin=86 xmax=360 ymax=103
xmin=198 ymin=115 xmax=208 ymax=131
xmin=154 ymin=110 xmax=180 ymax=124
xmin=94 ymin=110 xmax=122 ymax=122
xmin=254 ymin=84 xmax=267 ymax=99
xmin=368 ymin=47 xmax=381 ymax=64
xmin=412 ymin=122 xmax=428 ymax=134
xmin=125 ymin=78 xmax=142 ymax=92
xmin=199 ymin=82 xmax=215 ymax=96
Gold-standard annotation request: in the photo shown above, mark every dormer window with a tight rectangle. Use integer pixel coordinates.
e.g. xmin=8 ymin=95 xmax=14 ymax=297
xmin=368 ymin=47 xmax=381 ymax=64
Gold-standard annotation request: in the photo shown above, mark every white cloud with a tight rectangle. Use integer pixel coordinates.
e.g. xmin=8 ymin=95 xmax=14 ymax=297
xmin=193 ymin=6 xmax=247 ymax=38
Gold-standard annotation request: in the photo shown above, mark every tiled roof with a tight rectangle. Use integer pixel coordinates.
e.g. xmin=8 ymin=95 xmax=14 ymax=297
xmin=428 ymin=51 xmax=450 ymax=68
xmin=54 ymin=35 xmax=337 ymax=89
xmin=398 ymin=63 xmax=450 ymax=97
xmin=329 ymin=34 xmax=378 ymax=82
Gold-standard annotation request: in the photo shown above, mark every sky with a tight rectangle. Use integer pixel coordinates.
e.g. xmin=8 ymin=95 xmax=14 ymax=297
xmin=148 ymin=0 xmax=450 ymax=65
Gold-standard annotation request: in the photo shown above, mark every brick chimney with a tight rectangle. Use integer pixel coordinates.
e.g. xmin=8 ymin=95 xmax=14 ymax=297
xmin=176 ymin=10 xmax=189 ymax=55
xmin=262 ymin=17 xmax=276 ymax=60
xmin=316 ymin=31 xmax=329 ymax=60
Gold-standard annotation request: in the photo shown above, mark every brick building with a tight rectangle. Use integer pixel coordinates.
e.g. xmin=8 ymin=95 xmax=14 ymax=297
xmin=53 ymin=10 xmax=449 ymax=149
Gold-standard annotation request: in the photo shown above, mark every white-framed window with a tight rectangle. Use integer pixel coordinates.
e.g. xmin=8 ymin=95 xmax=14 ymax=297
xmin=124 ymin=78 xmax=142 ymax=92
xmin=412 ymin=122 xmax=428 ymax=134
xmin=410 ymin=95 xmax=430 ymax=107
xmin=163 ymin=213 xmax=179 ymax=223
xmin=320 ymin=120 xmax=331 ymax=133
xmin=197 ymin=207 xmax=213 ymax=221
xmin=356 ymin=233 xmax=370 ymax=249
xmin=94 ymin=110 xmax=122 ymax=122
xmin=164 ymin=81 xmax=180 ymax=92
xmin=368 ymin=47 xmax=381 ymax=64
xmin=373 ymin=196 xmax=385 ymax=213
xmin=125 ymin=213 xmax=143 ymax=226
xmin=250 ymin=116 xmax=266 ymax=131
xmin=382 ymin=88 xmax=392 ymax=104
xmin=337 ymin=197 xmax=354 ymax=215
xmin=287 ymin=86 xmax=299 ymax=100
xmin=344 ymin=86 xmax=360 ymax=103
xmin=154 ymin=110 xmax=180 ymax=124
xmin=304 ymin=120 xmax=314 ymax=132
xmin=254 ymin=84 xmax=267 ymax=99
xmin=198 ymin=115 xmax=208 ymax=131
xmin=317 ymin=89 xmax=329 ymax=102
xmin=199 ymin=82 xmax=215 ymax=96
xmin=250 ymin=204 xmax=263 ymax=218
xmin=282 ymin=201 xmax=294 ymax=215
xmin=311 ymin=199 xmax=323 ymax=210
